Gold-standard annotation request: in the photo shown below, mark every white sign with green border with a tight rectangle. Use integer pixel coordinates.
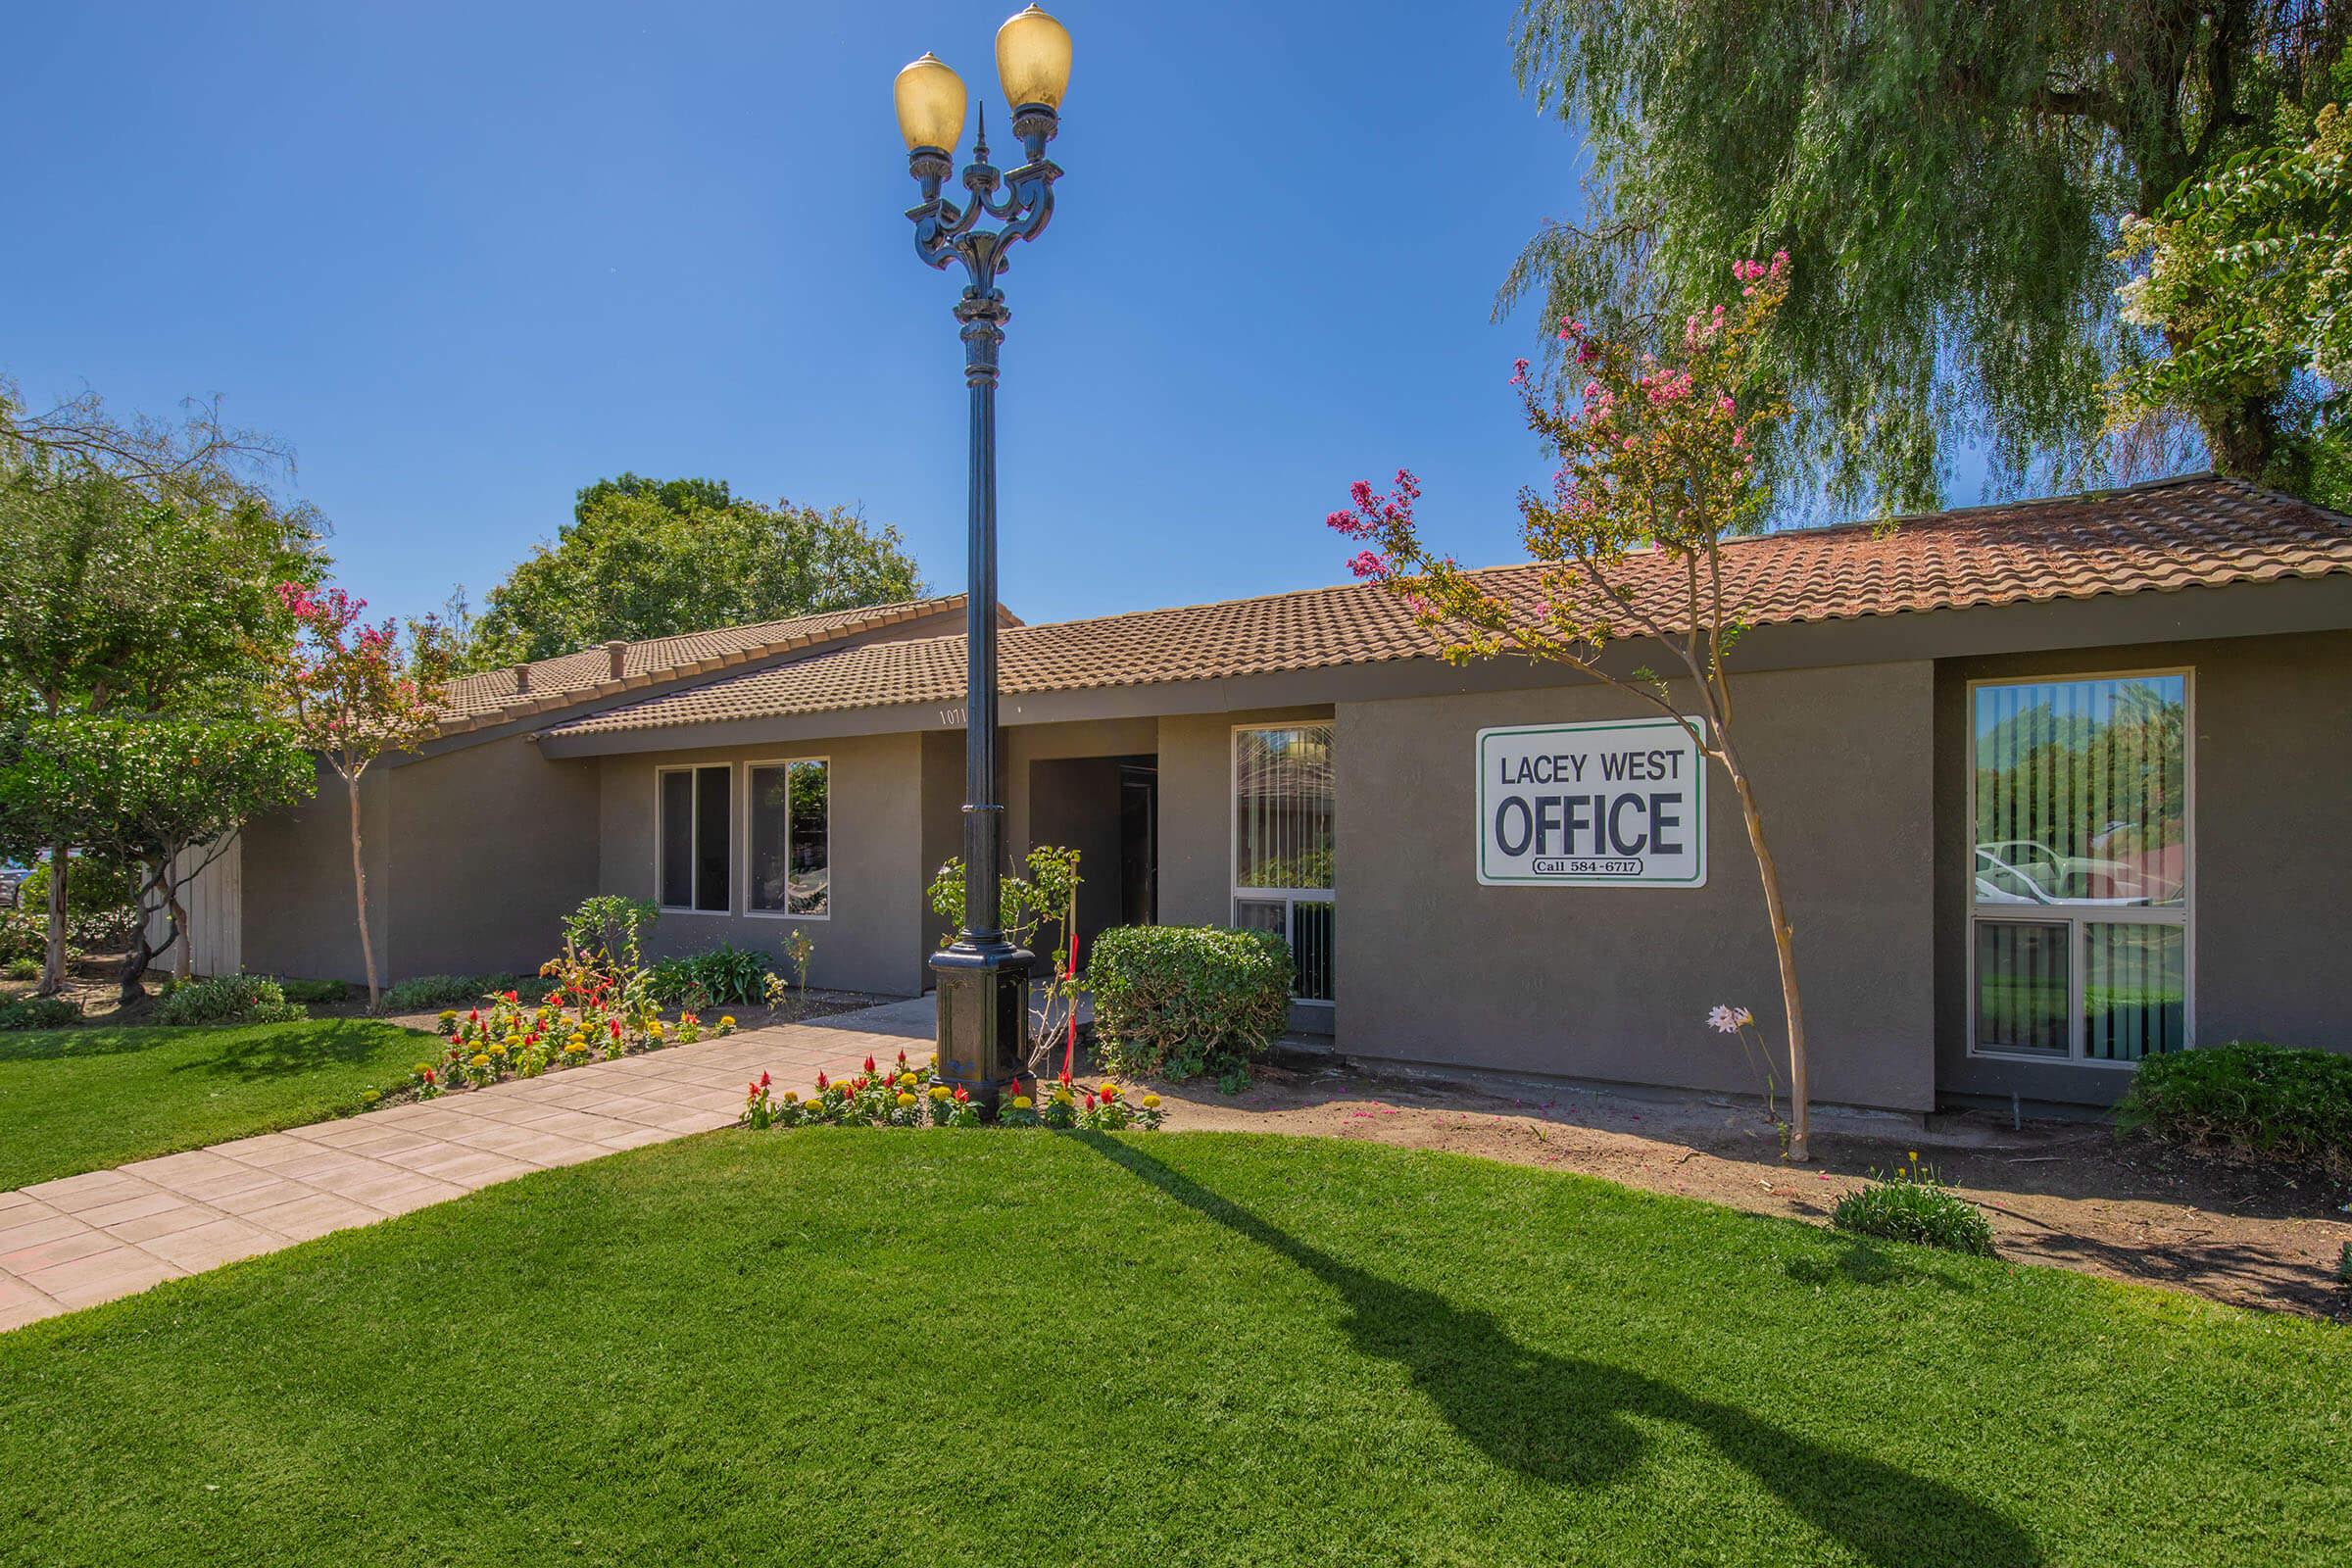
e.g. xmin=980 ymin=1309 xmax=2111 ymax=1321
xmin=1476 ymin=716 xmax=1707 ymax=887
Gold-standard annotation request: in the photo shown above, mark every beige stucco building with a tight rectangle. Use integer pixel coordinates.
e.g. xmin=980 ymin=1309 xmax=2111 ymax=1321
xmin=206 ymin=476 xmax=2352 ymax=1113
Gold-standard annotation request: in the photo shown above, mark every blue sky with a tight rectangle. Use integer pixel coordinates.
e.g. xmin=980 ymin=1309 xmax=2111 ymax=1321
xmin=8 ymin=1 xmax=1977 ymax=632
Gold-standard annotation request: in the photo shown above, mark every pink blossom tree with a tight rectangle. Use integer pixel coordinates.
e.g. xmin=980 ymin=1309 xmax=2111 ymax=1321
xmin=275 ymin=584 xmax=443 ymax=1008
xmin=1330 ymin=255 xmax=1821 ymax=1158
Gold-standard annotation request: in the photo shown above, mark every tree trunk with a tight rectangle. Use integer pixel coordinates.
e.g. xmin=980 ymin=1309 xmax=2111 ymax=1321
xmin=170 ymin=880 xmax=193 ymax=984
xmin=345 ymin=773 xmax=379 ymax=1009
xmin=1718 ymin=743 xmax=1810 ymax=1162
xmin=37 ymin=840 xmax=68 ymax=997
xmin=119 ymin=863 xmax=163 ymax=1004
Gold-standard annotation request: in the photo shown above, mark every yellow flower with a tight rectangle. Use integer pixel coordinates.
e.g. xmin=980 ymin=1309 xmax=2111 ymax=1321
xmin=928 ymin=1084 xmax=950 ymax=1101
xmin=897 ymin=1092 xmax=917 ymax=1107
xmin=1141 ymin=1094 xmax=1160 ymax=1108
xmin=468 ymin=1054 xmax=490 ymax=1068
xmin=563 ymin=1043 xmax=586 ymax=1055
xmin=1053 ymin=1087 xmax=1073 ymax=1103
xmin=782 ymin=1091 xmax=799 ymax=1103
xmin=648 ymin=1021 xmax=664 ymax=1038
xmin=1908 ymin=1150 xmax=1920 ymax=1162
xmin=719 ymin=1015 xmax=736 ymax=1028
xmin=1012 ymin=1095 xmax=1034 ymax=1109
xmin=900 ymin=1071 xmax=918 ymax=1088
xmin=489 ymin=1045 xmax=508 ymax=1057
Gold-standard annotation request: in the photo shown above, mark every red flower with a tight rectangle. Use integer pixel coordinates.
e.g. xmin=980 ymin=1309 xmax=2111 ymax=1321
xmin=1057 ymin=1068 xmax=1072 ymax=1087
xmin=814 ymin=1071 xmax=830 ymax=1091
xmin=420 ymin=1067 xmax=435 ymax=1083
xmin=503 ymin=990 xmax=519 ymax=1004
xmin=896 ymin=1050 xmax=908 ymax=1068
xmin=759 ymin=1071 xmax=770 ymax=1089
xmin=952 ymin=1086 xmax=969 ymax=1102
xmin=1083 ymin=1092 xmax=1098 ymax=1110
xmin=862 ymin=1055 xmax=877 ymax=1074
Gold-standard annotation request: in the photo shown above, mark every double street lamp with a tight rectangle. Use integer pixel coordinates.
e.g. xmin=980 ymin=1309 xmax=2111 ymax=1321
xmin=895 ymin=6 xmax=1073 ymax=1107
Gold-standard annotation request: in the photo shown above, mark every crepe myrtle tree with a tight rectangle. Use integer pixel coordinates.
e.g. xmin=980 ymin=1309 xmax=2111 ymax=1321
xmin=1329 ymin=253 xmax=1819 ymax=1158
xmin=276 ymin=584 xmax=444 ymax=1009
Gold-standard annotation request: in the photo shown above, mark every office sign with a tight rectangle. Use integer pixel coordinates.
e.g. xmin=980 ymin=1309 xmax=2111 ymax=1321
xmin=1476 ymin=717 xmax=1707 ymax=886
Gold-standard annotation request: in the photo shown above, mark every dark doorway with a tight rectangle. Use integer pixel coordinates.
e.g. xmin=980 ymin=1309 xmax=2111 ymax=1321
xmin=1119 ymin=762 xmax=1157 ymax=926
xmin=1027 ymin=753 xmax=1157 ymax=968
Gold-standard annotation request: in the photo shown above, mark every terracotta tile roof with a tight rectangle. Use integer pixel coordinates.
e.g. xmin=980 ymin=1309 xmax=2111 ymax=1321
xmin=429 ymin=595 xmax=1007 ymax=737
xmin=541 ymin=475 xmax=2352 ymax=739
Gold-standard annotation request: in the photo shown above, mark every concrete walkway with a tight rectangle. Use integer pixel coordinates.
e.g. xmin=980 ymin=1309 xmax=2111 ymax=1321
xmin=0 ymin=1015 xmax=926 ymax=1333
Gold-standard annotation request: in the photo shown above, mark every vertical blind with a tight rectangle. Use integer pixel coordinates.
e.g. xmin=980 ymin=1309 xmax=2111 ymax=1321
xmin=1972 ymin=675 xmax=2185 ymax=906
xmin=1234 ymin=725 xmax=1336 ymax=1003
xmin=1972 ymin=674 xmax=2188 ymax=1062
xmin=1235 ymin=725 xmax=1334 ymax=890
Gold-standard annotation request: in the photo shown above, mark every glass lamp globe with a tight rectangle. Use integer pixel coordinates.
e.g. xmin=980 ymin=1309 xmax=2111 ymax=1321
xmin=894 ymin=52 xmax=967 ymax=151
xmin=995 ymin=5 xmax=1072 ymax=110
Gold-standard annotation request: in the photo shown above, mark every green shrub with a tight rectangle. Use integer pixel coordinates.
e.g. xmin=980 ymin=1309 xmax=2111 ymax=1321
xmin=4 ymin=956 xmax=38 ymax=982
xmin=376 ymin=973 xmax=544 ymax=1012
xmin=649 ymin=944 xmax=773 ymax=1006
xmin=1831 ymin=1168 xmax=1996 ymax=1256
xmin=0 ymin=906 xmax=41 ymax=965
xmin=275 ymin=978 xmax=351 ymax=1005
xmin=151 ymin=974 xmax=307 ymax=1027
xmin=0 ymin=995 xmax=80 ymax=1031
xmin=2116 ymin=1040 xmax=2352 ymax=1181
xmin=1089 ymin=925 xmax=1292 ymax=1091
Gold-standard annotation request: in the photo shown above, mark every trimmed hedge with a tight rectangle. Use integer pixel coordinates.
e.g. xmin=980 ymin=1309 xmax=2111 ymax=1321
xmin=152 ymin=974 xmax=306 ymax=1028
xmin=1089 ymin=925 xmax=1292 ymax=1091
xmin=2116 ymin=1040 xmax=2352 ymax=1181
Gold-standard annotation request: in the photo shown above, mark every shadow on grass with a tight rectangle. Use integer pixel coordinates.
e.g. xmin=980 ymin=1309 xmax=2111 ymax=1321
xmin=0 ymin=1027 xmax=181 ymax=1064
xmin=1079 ymin=1133 xmax=2041 ymax=1568
xmin=169 ymin=1019 xmax=408 ymax=1083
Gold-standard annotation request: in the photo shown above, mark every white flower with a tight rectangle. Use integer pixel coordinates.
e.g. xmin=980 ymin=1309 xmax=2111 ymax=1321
xmin=1736 ymin=1007 xmax=1755 ymax=1028
xmin=1707 ymin=1004 xmax=1740 ymax=1034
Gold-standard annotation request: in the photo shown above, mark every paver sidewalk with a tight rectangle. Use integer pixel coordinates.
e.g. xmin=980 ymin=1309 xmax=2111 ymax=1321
xmin=0 ymin=1017 xmax=922 ymax=1332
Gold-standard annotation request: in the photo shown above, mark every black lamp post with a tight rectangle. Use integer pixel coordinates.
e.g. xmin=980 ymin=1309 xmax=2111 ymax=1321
xmin=895 ymin=6 xmax=1071 ymax=1107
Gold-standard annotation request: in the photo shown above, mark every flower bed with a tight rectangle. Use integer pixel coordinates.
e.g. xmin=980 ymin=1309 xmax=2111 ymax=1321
xmin=413 ymin=987 xmax=735 ymax=1097
xmin=740 ymin=1050 xmax=1162 ymax=1133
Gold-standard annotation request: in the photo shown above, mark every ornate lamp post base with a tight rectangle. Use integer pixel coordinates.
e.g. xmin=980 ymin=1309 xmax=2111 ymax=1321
xmin=931 ymin=940 xmax=1033 ymax=1106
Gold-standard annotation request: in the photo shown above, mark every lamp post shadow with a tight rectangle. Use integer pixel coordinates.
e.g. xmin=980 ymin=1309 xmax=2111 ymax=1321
xmin=1075 ymin=1134 xmax=2042 ymax=1568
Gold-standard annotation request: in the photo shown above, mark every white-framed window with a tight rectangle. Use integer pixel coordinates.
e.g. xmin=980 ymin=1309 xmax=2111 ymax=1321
xmin=1231 ymin=722 xmax=1335 ymax=1004
xmin=1967 ymin=670 xmax=2191 ymax=1065
xmin=746 ymin=758 xmax=830 ymax=919
xmin=657 ymin=763 xmax=733 ymax=913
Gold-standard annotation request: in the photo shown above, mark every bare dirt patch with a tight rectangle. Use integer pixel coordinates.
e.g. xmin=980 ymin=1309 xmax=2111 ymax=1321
xmin=1146 ymin=1056 xmax=2352 ymax=1322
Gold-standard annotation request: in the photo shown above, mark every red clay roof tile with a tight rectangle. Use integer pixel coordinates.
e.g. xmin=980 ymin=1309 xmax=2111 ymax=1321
xmin=541 ymin=475 xmax=2352 ymax=739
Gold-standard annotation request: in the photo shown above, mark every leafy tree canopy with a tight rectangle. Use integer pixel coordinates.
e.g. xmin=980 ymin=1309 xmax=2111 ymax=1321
xmin=1503 ymin=0 xmax=2347 ymax=514
xmin=458 ymin=475 xmax=925 ymax=668
xmin=2114 ymin=91 xmax=2352 ymax=505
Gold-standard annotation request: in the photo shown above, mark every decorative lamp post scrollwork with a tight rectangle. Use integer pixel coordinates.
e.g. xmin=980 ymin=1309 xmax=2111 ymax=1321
xmin=894 ymin=6 xmax=1072 ymax=1106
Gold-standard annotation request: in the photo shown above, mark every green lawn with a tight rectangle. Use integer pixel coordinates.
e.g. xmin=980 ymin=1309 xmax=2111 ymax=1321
xmin=1 ymin=1133 xmax=2343 ymax=1566
xmin=0 ymin=1020 xmax=436 ymax=1189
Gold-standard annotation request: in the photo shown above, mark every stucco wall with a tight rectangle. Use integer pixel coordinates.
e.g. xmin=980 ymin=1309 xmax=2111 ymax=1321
xmin=240 ymin=760 xmax=389 ymax=985
xmin=596 ymin=731 xmax=929 ymax=997
xmin=1337 ymin=664 xmax=1938 ymax=1111
xmin=1935 ymin=629 xmax=2352 ymax=1105
xmin=387 ymin=734 xmax=602 ymax=980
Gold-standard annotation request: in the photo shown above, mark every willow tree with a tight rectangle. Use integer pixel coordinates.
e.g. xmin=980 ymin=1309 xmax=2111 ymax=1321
xmin=1503 ymin=0 xmax=2347 ymax=511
